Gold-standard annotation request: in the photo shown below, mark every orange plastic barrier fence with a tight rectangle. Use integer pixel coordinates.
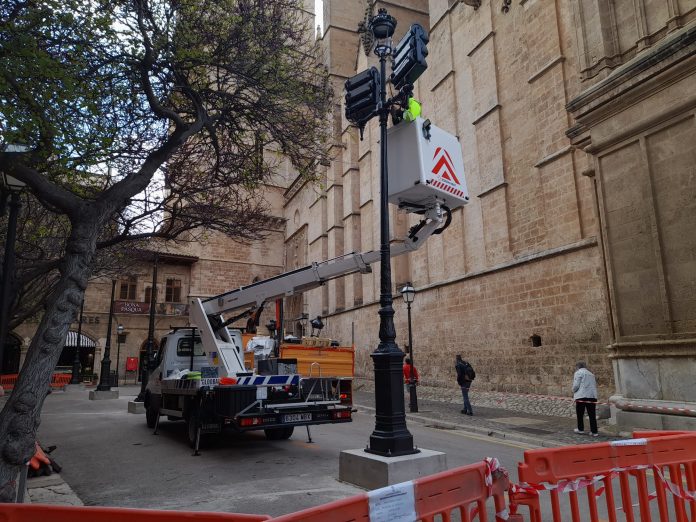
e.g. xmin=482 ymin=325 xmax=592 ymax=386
xmin=270 ymin=459 xmax=520 ymax=522
xmin=510 ymin=432 xmax=696 ymax=522
xmin=50 ymin=373 xmax=72 ymax=390
xmin=0 ymin=374 xmax=18 ymax=391
xmin=0 ymin=373 xmax=72 ymax=392
xmin=0 ymin=505 xmax=271 ymax=522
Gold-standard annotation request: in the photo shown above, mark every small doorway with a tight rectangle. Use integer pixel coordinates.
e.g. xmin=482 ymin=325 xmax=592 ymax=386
xmin=58 ymin=331 xmax=97 ymax=378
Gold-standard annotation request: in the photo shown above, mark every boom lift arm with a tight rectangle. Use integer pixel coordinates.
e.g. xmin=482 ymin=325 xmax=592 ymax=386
xmin=189 ymin=203 xmax=449 ymax=375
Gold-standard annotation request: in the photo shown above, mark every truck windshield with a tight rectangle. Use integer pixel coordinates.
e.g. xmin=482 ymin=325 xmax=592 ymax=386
xmin=176 ymin=337 xmax=205 ymax=357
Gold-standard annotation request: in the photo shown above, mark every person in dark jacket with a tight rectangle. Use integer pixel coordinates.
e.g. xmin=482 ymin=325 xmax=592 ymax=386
xmin=455 ymin=354 xmax=474 ymax=415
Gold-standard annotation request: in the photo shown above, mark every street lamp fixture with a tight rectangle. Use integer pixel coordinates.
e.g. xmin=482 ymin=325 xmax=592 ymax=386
xmin=136 ymin=252 xmax=159 ymax=402
xmin=96 ymin=279 xmax=117 ymax=391
xmin=116 ymin=324 xmax=125 ymax=387
xmin=364 ymin=7 xmax=417 ymax=458
xmin=400 ymin=283 xmax=415 ymax=304
xmin=345 ymin=8 xmax=431 ymax=457
xmin=368 ymin=8 xmax=396 ymax=56
xmin=400 ymin=283 xmax=418 ymax=413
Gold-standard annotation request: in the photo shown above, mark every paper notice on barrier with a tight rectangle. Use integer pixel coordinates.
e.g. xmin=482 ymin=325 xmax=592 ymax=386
xmin=367 ymin=481 xmax=416 ymax=522
xmin=611 ymin=438 xmax=648 ymax=446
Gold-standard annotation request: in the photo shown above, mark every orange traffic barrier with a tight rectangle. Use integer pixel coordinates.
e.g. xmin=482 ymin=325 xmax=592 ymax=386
xmin=0 ymin=505 xmax=270 ymax=522
xmin=50 ymin=373 xmax=72 ymax=391
xmin=0 ymin=374 xmax=18 ymax=391
xmin=270 ymin=459 xmax=520 ymax=522
xmin=510 ymin=431 xmax=696 ymax=522
xmin=1 ymin=373 xmax=72 ymax=392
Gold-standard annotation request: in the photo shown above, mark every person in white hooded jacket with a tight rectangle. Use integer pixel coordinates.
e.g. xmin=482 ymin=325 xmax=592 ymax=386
xmin=572 ymin=361 xmax=598 ymax=436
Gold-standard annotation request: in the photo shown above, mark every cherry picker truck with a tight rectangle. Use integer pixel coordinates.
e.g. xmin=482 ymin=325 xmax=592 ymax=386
xmin=143 ymin=117 xmax=469 ymax=453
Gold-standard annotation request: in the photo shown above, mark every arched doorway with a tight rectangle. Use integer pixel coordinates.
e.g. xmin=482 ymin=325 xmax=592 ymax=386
xmin=58 ymin=331 xmax=97 ymax=377
xmin=1 ymin=334 xmax=21 ymax=374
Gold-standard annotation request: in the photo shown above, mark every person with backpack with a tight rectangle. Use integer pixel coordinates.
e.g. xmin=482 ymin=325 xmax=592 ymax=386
xmin=455 ymin=354 xmax=475 ymax=415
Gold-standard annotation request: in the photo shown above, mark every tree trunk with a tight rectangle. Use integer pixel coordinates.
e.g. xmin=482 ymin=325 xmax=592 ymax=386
xmin=0 ymin=219 xmax=99 ymax=502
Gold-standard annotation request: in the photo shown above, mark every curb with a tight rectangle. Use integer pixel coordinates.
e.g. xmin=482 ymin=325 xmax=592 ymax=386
xmin=354 ymin=402 xmax=584 ymax=449
xmin=25 ymin=473 xmax=83 ymax=506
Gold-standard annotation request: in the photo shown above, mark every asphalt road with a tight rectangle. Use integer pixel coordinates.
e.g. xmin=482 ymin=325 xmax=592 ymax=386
xmin=37 ymin=386 xmax=532 ymax=517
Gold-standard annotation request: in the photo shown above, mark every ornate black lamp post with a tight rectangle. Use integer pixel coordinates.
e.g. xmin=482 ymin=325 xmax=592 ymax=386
xmin=115 ymin=324 xmax=124 ymax=387
xmin=366 ymin=9 xmax=417 ymax=457
xmin=0 ymin=148 xmax=26 ymax=375
xmin=70 ymin=297 xmax=85 ymax=384
xmin=136 ymin=252 xmax=158 ymax=402
xmin=400 ymin=283 xmax=418 ymax=413
xmin=96 ymin=279 xmax=117 ymax=391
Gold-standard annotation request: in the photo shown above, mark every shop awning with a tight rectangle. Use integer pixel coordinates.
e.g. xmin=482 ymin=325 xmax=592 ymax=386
xmin=65 ymin=331 xmax=96 ymax=348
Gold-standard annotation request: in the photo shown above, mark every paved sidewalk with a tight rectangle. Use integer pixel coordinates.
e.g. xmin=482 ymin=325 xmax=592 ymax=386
xmin=353 ymin=389 xmax=624 ymax=448
xmin=5 ymin=382 xmax=625 ymax=508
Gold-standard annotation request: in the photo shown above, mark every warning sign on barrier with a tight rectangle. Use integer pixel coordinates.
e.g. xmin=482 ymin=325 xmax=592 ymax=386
xmin=367 ymin=481 xmax=416 ymax=522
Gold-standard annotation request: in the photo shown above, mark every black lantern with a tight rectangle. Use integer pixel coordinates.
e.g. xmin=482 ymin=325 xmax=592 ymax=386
xmin=115 ymin=324 xmax=125 ymax=386
xmin=368 ymin=8 xmax=396 ymax=56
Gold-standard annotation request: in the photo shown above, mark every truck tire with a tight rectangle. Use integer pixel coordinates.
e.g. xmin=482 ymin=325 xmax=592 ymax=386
xmin=264 ymin=427 xmax=294 ymax=440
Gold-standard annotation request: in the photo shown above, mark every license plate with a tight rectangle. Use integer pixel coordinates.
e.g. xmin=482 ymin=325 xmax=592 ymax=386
xmin=282 ymin=413 xmax=312 ymax=423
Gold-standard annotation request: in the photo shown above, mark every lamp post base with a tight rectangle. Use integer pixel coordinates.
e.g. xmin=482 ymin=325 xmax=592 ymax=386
xmin=408 ymin=383 xmax=419 ymax=413
xmin=368 ymin=350 xmax=416 ymax=457
xmin=339 ymin=448 xmax=446 ymax=490
xmin=127 ymin=400 xmax=146 ymax=414
xmin=88 ymin=389 xmax=118 ymax=400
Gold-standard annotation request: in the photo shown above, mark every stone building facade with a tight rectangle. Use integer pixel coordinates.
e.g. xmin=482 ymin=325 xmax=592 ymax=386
xmin=296 ymin=0 xmax=616 ymax=404
xmin=12 ymin=197 xmax=287 ymax=384
xmin=567 ymin=1 xmax=696 ymax=429
xmin=288 ymin=0 xmax=696 ymax=428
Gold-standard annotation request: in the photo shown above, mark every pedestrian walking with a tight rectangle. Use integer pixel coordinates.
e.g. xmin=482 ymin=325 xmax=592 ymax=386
xmin=455 ymin=354 xmax=475 ymax=415
xmin=572 ymin=361 xmax=599 ymax=437
xmin=402 ymin=357 xmax=420 ymax=386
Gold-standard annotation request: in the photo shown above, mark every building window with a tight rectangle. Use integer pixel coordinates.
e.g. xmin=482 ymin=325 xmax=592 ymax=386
xmin=165 ymin=278 xmax=182 ymax=303
xmin=119 ymin=276 xmax=137 ymax=301
xmin=144 ymin=286 xmax=152 ymax=304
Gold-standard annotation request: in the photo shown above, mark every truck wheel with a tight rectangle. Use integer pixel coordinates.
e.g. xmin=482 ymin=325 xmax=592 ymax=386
xmin=264 ymin=427 xmax=294 ymax=440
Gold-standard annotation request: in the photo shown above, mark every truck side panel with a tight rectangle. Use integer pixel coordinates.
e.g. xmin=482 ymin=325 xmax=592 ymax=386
xmin=279 ymin=345 xmax=354 ymax=378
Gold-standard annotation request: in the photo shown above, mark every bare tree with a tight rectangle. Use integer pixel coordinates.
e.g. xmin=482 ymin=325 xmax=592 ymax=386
xmin=0 ymin=0 xmax=331 ymax=499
